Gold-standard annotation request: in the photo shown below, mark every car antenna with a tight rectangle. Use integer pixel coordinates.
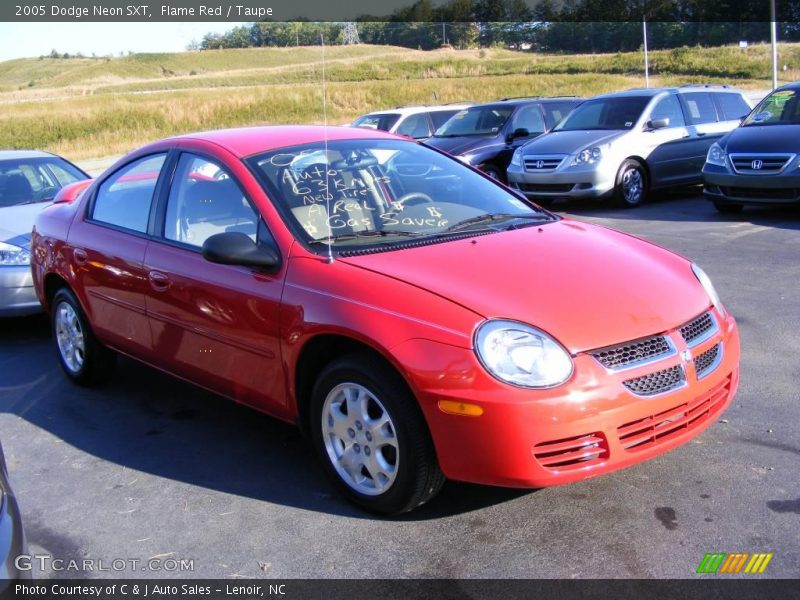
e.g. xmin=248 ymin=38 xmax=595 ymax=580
xmin=320 ymin=33 xmax=334 ymax=264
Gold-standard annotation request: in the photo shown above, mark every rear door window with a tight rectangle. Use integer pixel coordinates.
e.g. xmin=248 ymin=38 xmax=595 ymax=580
xmin=714 ymin=93 xmax=751 ymax=121
xmin=395 ymin=114 xmax=432 ymax=139
xmin=91 ymin=154 xmax=167 ymax=233
xmin=681 ymin=93 xmax=718 ymax=125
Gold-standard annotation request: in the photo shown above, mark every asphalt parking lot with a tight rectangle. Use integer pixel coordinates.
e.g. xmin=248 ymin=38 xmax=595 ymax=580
xmin=1 ymin=192 xmax=798 ymax=579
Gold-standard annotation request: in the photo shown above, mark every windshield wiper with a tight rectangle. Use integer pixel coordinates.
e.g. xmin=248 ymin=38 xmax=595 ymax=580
xmin=442 ymin=213 xmax=551 ymax=233
xmin=307 ymin=230 xmax=424 ymax=245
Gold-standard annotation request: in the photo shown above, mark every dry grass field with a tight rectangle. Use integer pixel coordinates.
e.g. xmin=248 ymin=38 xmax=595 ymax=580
xmin=0 ymin=43 xmax=794 ymax=160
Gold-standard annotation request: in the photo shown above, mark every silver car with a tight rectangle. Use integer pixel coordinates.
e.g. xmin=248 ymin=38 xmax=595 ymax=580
xmin=507 ymin=86 xmax=751 ymax=207
xmin=0 ymin=150 xmax=89 ymax=316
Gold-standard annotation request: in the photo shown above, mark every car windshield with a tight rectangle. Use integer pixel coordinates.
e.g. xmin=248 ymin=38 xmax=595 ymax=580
xmin=555 ymin=96 xmax=651 ymax=131
xmin=0 ymin=157 xmax=87 ymax=208
xmin=352 ymin=113 xmax=401 ymax=132
xmin=247 ymin=139 xmax=553 ymax=253
xmin=743 ymin=89 xmax=800 ymax=126
xmin=433 ymin=106 xmax=514 ymax=137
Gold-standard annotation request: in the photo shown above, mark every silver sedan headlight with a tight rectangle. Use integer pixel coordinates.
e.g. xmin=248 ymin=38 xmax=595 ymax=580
xmin=475 ymin=320 xmax=574 ymax=388
xmin=0 ymin=241 xmax=30 ymax=266
xmin=571 ymin=146 xmax=602 ymax=166
xmin=692 ymin=263 xmax=726 ymax=317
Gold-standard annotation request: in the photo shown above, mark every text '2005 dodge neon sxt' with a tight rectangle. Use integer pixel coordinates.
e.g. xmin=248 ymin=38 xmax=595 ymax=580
xmin=31 ymin=126 xmax=740 ymax=515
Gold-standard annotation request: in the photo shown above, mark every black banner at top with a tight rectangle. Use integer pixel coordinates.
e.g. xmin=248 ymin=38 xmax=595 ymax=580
xmin=2 ymin=0 xmax=799 ymax=22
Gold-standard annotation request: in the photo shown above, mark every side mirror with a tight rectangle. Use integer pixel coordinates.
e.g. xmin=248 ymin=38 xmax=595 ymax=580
xmin=201 ymin=232 xmax=280 ymax=272
xmin=647 ymin=117 xmax=670 ymax=130
xmin=506 ymin=128 xmax=530 ymax=143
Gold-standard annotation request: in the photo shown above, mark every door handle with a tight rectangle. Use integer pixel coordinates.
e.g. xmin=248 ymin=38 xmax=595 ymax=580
xmin=73 ymin=248 xmax=88 ymax=266
xmin=697 ymin=132 xmax=707 ymax=137
xmin=148 ymin=270 xmax=172 ymax=292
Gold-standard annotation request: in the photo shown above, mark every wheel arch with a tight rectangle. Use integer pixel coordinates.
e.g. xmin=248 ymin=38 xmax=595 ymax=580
xmin=43 ymin=272 xmax=71 ymax=311
xmin=292 ymin=333 xmax=416 ymax=437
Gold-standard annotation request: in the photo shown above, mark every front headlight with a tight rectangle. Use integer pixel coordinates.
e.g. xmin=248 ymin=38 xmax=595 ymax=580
xmin=705 ymin=143 xmax=728 ymax=168
xmin=510 ymin=147 xmax=523 ymax=167
xmin=0 ymin=241 xmax=30 ymax=266
xmin=691 ymin=263 xmax=726 ymax=317
xmin=475 ymin=320 xmax=573 ymax=388
xmin=571 ymin=146 xmax=602 ymax=166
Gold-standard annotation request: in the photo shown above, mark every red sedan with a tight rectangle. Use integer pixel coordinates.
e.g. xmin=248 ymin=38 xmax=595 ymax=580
xmin=31 ymin=126 xmax=740 ymax=514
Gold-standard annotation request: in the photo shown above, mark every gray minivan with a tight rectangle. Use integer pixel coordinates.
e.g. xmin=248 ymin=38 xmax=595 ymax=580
xmin=506 ymin=85 xmax=751 ymax=207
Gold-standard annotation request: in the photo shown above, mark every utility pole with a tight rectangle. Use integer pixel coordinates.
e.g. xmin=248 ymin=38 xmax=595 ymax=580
xmin=442 ymin=23 xmax=446 ymax=45
xmin=770 ymin=0 xmax=778 ymax=89
xmin=643 ymin=18 xmax=650 ymax=88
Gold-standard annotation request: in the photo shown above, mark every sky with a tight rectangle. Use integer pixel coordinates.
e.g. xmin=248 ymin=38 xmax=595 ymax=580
xmin=0 ymin=22 xmax=245 ymax=62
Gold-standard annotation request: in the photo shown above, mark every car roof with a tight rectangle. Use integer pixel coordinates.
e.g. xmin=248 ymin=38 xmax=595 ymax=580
xmin=168 ymin=125 xmax=403 ymax=158
xmin=0 ymin=149 xmax=58 ymax=160
xmin=361 ymin=103 xmax=472 ymax=118
xmin=467 ymin=97 xmax=582 ymax=109
xmin=590 ymin=85 xmax=744 ymax=101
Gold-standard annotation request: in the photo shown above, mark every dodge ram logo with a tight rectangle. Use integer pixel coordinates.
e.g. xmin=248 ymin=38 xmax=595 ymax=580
xmin=751 ymin=159 xmax=763 ymax=170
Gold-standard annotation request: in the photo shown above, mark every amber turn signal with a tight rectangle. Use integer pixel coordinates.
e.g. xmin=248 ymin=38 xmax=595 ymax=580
xmin=438 ymin=400 xmax=484 ymax=417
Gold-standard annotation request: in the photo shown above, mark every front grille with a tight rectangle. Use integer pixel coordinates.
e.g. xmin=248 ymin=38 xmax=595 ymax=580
xmin=694 ymin=343 xmax=721 ymax=378
xmin=533 ymin=432 xmax=608 ymax=470
xmin=523 ymin=155 xmax=565 ymax=172
xmin=623 ymin=365 xmax=685 ymax=397
xmin=721 ymin=186 xmax=799 ymax=201
xmin=590 ymin=335 xmax=672 ymax=370
xmin=680 ymin=312 xmax=716 ymax=346
xmin=618 ymin=375 xmax=732 ymax=452
xmin=517 ymin=183 xmax=574 ymax=193
xmin=730 ymin=153 xmax=794 ymax=175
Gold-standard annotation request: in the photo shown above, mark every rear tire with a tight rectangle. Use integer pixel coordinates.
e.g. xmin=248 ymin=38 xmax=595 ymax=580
xmin=310 ymin=354 xmax=444 ymax=515
xmin=614 ymin=159 xmax=648 ymax=208
xmin=713 ymin=199 xmax=744 ymax=214
xmin=52 ymin=288 xmax=116 ymax=385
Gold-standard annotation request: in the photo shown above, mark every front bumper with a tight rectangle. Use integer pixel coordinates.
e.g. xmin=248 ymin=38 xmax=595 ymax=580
xmin=394 ymin=308 xmax=739 ymax=488
xmin=0 ymin=265 xmax=41 ymax=317
xmin=703 ymin=165 xmax=800 ymax=205
xmin=507 ymin=161 xmax=615 ymax=200
xmin=0 ymin=488 xmax=27 ymax=584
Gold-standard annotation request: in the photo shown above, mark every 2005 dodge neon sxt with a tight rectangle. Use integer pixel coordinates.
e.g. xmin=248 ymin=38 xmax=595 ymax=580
xmin=31 ymin=126 xmax=740 ymax=514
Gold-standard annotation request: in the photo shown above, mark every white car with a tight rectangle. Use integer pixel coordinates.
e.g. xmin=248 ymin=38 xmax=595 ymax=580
xmin=352 ymin=103 xmax=472 ymax=140
xmin=0 ymin=150 xmax=89 ymax=316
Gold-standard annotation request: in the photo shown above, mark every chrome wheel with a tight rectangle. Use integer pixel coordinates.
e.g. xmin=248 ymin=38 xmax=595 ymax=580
xmin=55 ymin=302 xmax=85 ymax=374
xmin=321 ymin=382 xmax=399 ymax=496
xmin=622 ymin=167 xmax=644 ymax=204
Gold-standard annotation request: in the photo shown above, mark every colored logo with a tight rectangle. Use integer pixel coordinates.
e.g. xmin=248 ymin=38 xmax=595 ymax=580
xmin=696 ymin=552 xmax=773 ymax=574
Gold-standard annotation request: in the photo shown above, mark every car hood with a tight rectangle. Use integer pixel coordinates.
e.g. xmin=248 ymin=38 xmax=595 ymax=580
xmin=0 ymin=203 xmax=50 ymax=248
xmin=520 ymin=129 xmax=625 ymax=154
xmin=426 ymin=135 xmax=500 ymax=156
xmin=722 ymin=125 xmax=799 ymax=153
xmin=340 ymin=220 xmax=709 ymax=353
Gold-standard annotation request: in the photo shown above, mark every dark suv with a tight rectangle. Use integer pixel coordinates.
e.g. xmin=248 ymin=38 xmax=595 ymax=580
xmin=424 ymin=97 xmax=581 ymax=181
xmin=703 ymin=82 xmax=800 ymax=212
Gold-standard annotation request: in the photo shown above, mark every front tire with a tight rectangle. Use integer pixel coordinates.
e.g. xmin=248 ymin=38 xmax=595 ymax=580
xmin=52 ymin=288 xmax=116 ymax=385
xmin=614 ymin=159 xmax=648 ymax=208
xmin=310 ymin=354 xmax=444 ymax=515
xmin=480 ymin=164 xmax=504 ymax=183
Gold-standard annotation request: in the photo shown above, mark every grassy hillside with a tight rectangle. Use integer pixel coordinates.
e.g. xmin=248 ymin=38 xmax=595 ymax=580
xmin=0 ymin=43 xmax=792 ymax=160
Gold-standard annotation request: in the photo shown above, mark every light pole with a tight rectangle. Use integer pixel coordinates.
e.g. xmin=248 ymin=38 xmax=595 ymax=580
xmin=770 ymin=0 xmax=778 ymax=89
xmin=643 ymin=18 xmax=650 ymax=88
